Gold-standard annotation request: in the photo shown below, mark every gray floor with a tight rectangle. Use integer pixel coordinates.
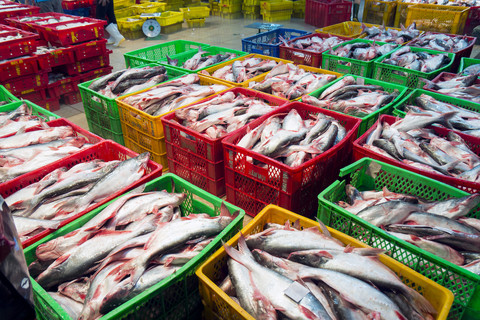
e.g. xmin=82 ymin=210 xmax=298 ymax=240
xmin=57 ymin=16 xmax=317 ymax=128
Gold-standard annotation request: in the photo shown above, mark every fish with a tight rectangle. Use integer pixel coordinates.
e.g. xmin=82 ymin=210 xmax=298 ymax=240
xmin=48 ymin=292 xmax=83 ymax=320
xmin=424 ymin=73 xmax=480 ymax=103
xmin=200 ymin=58 xmax=281 ymax=83
xmin=13 ymin=216 xmax=61 ymax=240
xmin=179 ymin=48 xmax=236 ymax=71
xmin=285 ymin=35 xmax=347 ymax=53
xmin=329 ymin=41 xmax=398 ymax=61
xmin=381 ymin=46 xmax=451 ymax=73
xmin=411 ymin=32 xmax=474 ymax=53
xmin=362 ymin=23 xmax=420 ymax=44
xmin=461 ymin=63 xmax=480 ymax=76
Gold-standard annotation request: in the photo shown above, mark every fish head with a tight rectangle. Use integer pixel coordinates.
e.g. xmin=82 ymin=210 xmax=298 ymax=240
xmin=287 ymin=250 xmax=332 ymax=266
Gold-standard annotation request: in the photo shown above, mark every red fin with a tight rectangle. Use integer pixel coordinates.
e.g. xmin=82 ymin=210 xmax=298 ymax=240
xmin=315 ymin=251 xmax=333 ymax=259
xmin=299 ymin=305 xmax=320 ymax=320
xmin=344 ymin=245 xmax=354 ymax=253
xmin=293 ymin=219 xmax=301 ymax=230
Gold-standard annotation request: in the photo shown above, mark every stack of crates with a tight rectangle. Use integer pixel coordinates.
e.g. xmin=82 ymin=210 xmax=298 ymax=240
xmin=180 ymin=6 xmax=210 ymax=27
xmin=243 ymin=0 xmax=260 ymax=19
xmin=210 ymin=0 xmax=221 ymax=15
xmin=260 ymin=0 xmax=293 ymax=22
xmin=62 ymin=0 xmax=93 ymax=17
xmin=165 ymin=0 xmax=185 ymax=11
xmin=114 ymin=0 xmax=135 ymax=19
xmin=118 ymin=16 xmax=147 ymax=40
xmin=292 ymin=0 xmax=305 ymax=18
xmin=220 ymin=0 xmax=243 ymax=18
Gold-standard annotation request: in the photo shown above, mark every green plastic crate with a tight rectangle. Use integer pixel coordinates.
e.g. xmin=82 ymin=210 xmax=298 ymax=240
xmin=124 ymin=40 xmax=212 ymax=68
xmin=0 ymin=84 xmax=19 ymax=104
xmin=2 ymin=100 xmax=60 ymax=121
xmin=317 ymin=157 xmax=480 ymax=320
xmin=322 ymin=39 xmax=397 ymax=78
xmin=373 ymin=46 xmax=455 ymax=90
xmin=79 ymin=64 xmax=187 ymax=145
xmin=156 ymin=46 xmax=248 ymax=73
xmin=302 ymin=74 xmax=409 ymax=137
xmin=392 ymin=88 xmax=480 ymax=119
xmin=25 ymin=173 xmax=245 ymax=320
xmin=458 ymin=57 xmax=480 ymax=74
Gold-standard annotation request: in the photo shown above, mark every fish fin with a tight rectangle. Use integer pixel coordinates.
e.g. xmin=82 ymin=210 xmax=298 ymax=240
xmin=343 ymin=245 xmax=354 ymax=253
xmin=304 ymin=226 xmax=322 ymax=235
xmin=299 ymin=305 xmax=321 ymax=320
xmin=439 ymin=111 xmax=457 ymax=129
xmin=395 ymin=311 xmax=408 ymax=320
xmin=293 ymin=219 xmax=301 ymax=230
xmin=314 ymin=250 xmax=333 ymax=259
xmin=220 ymin=202 xmax=239 ymax=219
xmin=315 ymin=218 xmax=331 ymax=237
xmin=224 ymin=242 xmax=251 ymax=268
xmin=283 ymin=220 xmax=295 ymax=231
xmin=352 ymin=247 xmax=386 ymax=256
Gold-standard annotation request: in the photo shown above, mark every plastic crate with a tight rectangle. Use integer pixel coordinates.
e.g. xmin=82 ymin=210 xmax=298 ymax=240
xmin=61 ymin=52 xmax=111 ymax=75
xmin=2 ymin=72 xmax=49 ymax=95
xmin=260 ymin=0 xmax=293 ymax=11
xmin=406 ymin=3 xmax=469 ymax=34
xmin=318 ymin=157 xmax=477 ymax=319
xmin=0 ymin=4 xmax=40 ymax=25
xmin=315 ymin=21 xmax=364 ymax=38
xmin=394 ymin=1 xmax=414 ymax=28
xmin=279 ymin=32 xmax=352 ymax=68
xmin=423 ymin=72 xmax=480 ymax=104
xmin=322 ymin=39 xmax=396 ymax=78
xmin=63 ymin=7 xmax=91 ymax=17
xmin=160 ymin=21 xmax=183 ymax=34
xmin=84 ymin=112 xmax=125 ymax=145
xmin=458 ymin=57 xmax=480 ymax=74
xmin=117 ymin=15 xmax=145 ymax=34
xmin=161 ymin=88 xmax=288 ymax=196
xmin=303 ymin=74 xmax=409 ymax=136
xmin=242 ymin=4 xmax=260 ymax=13
xmin=221 ymin=3 xmax=242 ymax=13
xmin=62 ymin=91 xmax=81 ymax=105
xmin=362 ymin=0 xmax=397 ymax=26
xmin=114 ymin=0 xmax=135 ymax=9
xmin=0 ymin=84 xmax=19 ymax=104
xmin=241 ymin=28 xmax=310 ymax=57
xmin=200 ymin=53 xmax=293 ymax=88
xmin=77 ymin=65 xmax=114 ymax=83
xmin=26 ymin=173 xmax=243 ymax=320
xmin=180 ymin=6 xmax=210 ymax=18
xmin=197 ymin=204 xmax=454 ymax=320
xmin=37 ymin=47 xmax=75 ymax=69
xmin=0 ymin=26 xmax=38 ymax=61
xmin=464 ymin=5 xmax=480 ymax=35
xmin=124 ymin=40 xmax=211 ymax=68
xmin=372 ymin=46 xmax=455 ymax=90
xmin=186 ymin=17 xmax=205 ymax=27
xmin=222 ymin=101 xmax=361 ymax=217
xmin=261 ymin=9 xmax=292 ymax=21
xmin=305 ymin=0 xmax=352 ymax=28
xmin=71 ymin=38 xmax=108 ymax=60
xmin=243 ymin=12 xmax=261 ymax=19
xmin=156 ymin=46 xmax=247 ymax=73
xmin=36 ymin=17 xmax=107 ymax=46
xmin=154 ymin=10 xmax=184 ymax=25
xmin=409 ymin=33 xmax=476 ymax=72
xmin=0 ymin=54 xmax=40 ymax=81
xmin=62 ymin=0 xmax=91 ymax=10
xmin=220 ymin=11 xmax=243 ymax=18
xmin=46 ymin=77 xmax=76 ymax=99
xmin=114 ymin=6 xmax=133 ymax=18
xmin=123 ymin=136 xmax=169 ymax=170
xmin=0 ymin=99 xmax=59 ymax=123
xmin=132 ymin=2 xmax=167 ymax=14
xmin=353 ymin=114 xmax=480 ymax=194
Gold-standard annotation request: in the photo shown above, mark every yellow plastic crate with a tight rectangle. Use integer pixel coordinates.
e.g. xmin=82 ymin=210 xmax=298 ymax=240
xmin=221 ymin=11 xmax=243 ymax=18
xmin=242 ymin=4 xmax=260 ymax=13
xmin=186 ymin=17 xmax=206 ymax=27
xmin=362 ymin=0 xmax=397 ymax=26
xmin=196 ymin=205 xmax=454 ymax=320
xmin=124 ymin=135 xmax=169 ymax=171
xmin=114 ymin=7 xmax=134 ymax=18
xmin=154 ymin=10 xmax=184 ymax=25
xmin=293 ymin=0 xmax=305 ymax=11
xmin=316 ymin=21 xmax=364 ymax=38
xmin=200 ymin=53 xmax=293 ymax=87
xmin=244 ymin=0 xmax=260 ymax=5
xmin=406 ymin=3 xmax=469 ymax=34
xmin=132 ymin=2 xmax=167 ymax=14
xmin=221 ymin=3 xmax=242 ymax=12
xmin=260 ymin=0 xmax=292 ymax=11
xmin=117 ymin=15 xmax=146 ymax=32
xmin=262 ymin=9 xmax=292 ymax=21
xmin=114 ymin=0 xmax=135 ymax=9
xmin=394 ymin=1 xmax=413 ymax=28
xmin=180 ymin=6 xmax=210 ymax=18
xmin=243 ymin=12 xmax=261 ymax=19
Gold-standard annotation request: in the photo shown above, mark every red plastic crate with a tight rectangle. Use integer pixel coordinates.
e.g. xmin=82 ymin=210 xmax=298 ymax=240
xmin=304 ymin=0 xmax=352 ymax=28
xmin=62 ymin=0 xmax=91 ymax=10
xmin=37 ymin=47 xmax=75 ymax=69
xmin=279 ymin=32 xmax=352 ymax=68
xmin=222 ymin=101 xmax=362 ymax=217
xmin=2 ymin=71 xmax=49 ymax=95
xmin=36 ymin=17 xmax=107 ymax=46
xmin=0 ymin=4 xmax=40 ymax=24
xmin=0 ymin=26 xmax=38 ymax=60
xmin=1 ymin=140 xmax=163 ymax=248
xmin=71 ymin=38 xmax=108 ymax=60
xmin=47 ymin=76 xmax=76 ymax=98
xmin=17 ymin=86 xmax=48 ymax=103
xmin=5 ymin=13 xmax=80 ymax=35
xmin=423 ymin=72 xmax=480 ymax=103
xmin=77 ymin=65 xmax=113 ymax=83
xmin=0 ymin=55 xmax=39 ymax=81
xmin=62 ymin=91 xmax=81 ymax=104
xmin=61 ymin=52 xmax=110 ymax=75
xmin=464 ymin=6 xmax=480 ymax=36
xmin=409 ymin=32 xmax=476 ymax=72
xmin=353 ymin=114 xmax=480 ymax=194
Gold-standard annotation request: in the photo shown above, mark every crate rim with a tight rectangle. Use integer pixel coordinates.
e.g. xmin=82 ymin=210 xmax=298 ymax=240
xmin=409 ymin=32 xmax=476 ymax=54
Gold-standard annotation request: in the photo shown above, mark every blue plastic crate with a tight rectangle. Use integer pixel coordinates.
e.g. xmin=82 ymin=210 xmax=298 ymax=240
xmin=241 ymin=28 xmax=311 ymax=57
xmin=64 ymin=7 xmax=91 ymax=17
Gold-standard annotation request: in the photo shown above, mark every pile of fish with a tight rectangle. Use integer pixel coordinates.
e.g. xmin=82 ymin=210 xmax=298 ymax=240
xmin=302 ymin=75 xmax=399 ymax=117
xmin=166 ymin=47 xmax=238 ymax=70
xmin=362 ymin=23 xmax=421 ymax=44
xmin=460 ymin=63 xmax=480 ymax=76
xmin=328 ymin=41 xmax=397 ymax=61
xmin=88 ymin=65 xmax=168 ymax=98
xmin=34 ymin=45 xmax=67 ymax=55
xmin=35 ymin=16 xmax=75 ymax=24
xmin=48 ymin=72 xmax=70 ymax=84
xmin=249 ymin=63 xmax=337 ymax=100
xmin=122 ymin=74 xmax=229 ymax=116
xmin=396 ymin=93 xmax=480 ymax=135
xmin=283 ymin=35 xmax=346 ymax=53
xmin=411 ymin=32 xmax=473 ymax=52
xmin=175 ymin=91 xmax=279 ymax=139
xmin=199 ymin=57 xmax=281 ymax=83
xmin=362 ymin=114 xmax=480 ymax=181
xmin=30 ymin=189 xmax=238 ymax=320
xmin=221 ymin=222 xmax=437 ymax=319
xmin=235 ymin=109 xmax=347 ymax=168
xmin=0 ymin=32 xmax=22 ymax=42
xmin=56 ymin=22 xmax=94 ymax=30
xmin=339 ymin=184 xmax=480 ymax=273
xmin=381 ymin=46 xmax=451 ymax=73
xmin=0 ymin=103 xmax=53 ymax=136
xmin=425 ymin=73 xmax=480 ymax=102
xmin=8 ymin=153 xmax=150 ymax=241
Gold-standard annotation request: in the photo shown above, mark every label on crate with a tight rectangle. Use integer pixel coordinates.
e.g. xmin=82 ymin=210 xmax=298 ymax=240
xmin=15 ymin=66 xmax=20 ymax=76
xmin=94 ymin=28 xmax=99 ymax=38
xmin=71 ymin=32 xmax=78 ymax=42
xmin=21 ymin=88 xmax=35 ymax=95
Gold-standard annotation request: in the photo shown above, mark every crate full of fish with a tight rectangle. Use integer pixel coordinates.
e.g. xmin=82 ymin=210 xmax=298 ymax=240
xmin=4 ymin=139 xmax=163 ymax=248
xmin=71 ymin=38 xmax=108 ymax=60
xmin=0 ymin=3 xmax=40 ymax=24
xmin=35 ymin=45 xmax=75 ymax=69
xmin=117 ymin=74 xmax=233 ymax=168
xmin=4 ymin=12 xmax=79 ymax=36
xmin=304 ymin=0 xmax=352 ymax=28
xmin=459 ymin=57 xmax=480 ymax=74
xmin=318 ymin=157 xmax=479 ymax=319
xmin=409 ymin=32 xmax=476 ymax=71
xmin=372 ymin=45 xmax=455 ymax=90
xmin=34 ymin=17 xmax=107 ymax=46
xmin=362 ymin=0 xmax=397 ymax=26
xmin=279 ymin=33 xmax=352 ymax=68
xmin=405 ymin=3 xmax=469 ymax=34
xmin=62 ymin=0 xmax=92 ymax=10
xmin=61 ymin=51 xmax=111 ymax=75
xmin=199 ymin=54 xmax=293 ymax=88
xmin=80 ymin=64 xmax=185 ymax=145
xmin=26 ymin=173 xmax=244 ymax=320
xmin=247 ymin=63 xmax=341 ymax=100
xmin=196 ymin=204 xmax=453 ymax=320
xmin=161 ymin=87 xmax=289 ymax=196
xmin=315 ymin=21 xmax=365 ymax=38
xmin=302 ymin=74 xmax=409 ymax=136
xmin=423 ymin=72 xmax=480 ymax=105
xmin=0 ymin=25 xmax=38 ymax=61
xmin=322 ymin=39 xmax=399 ymax=78
xmin=353 ymin=113 xmax=480 ymax=194
xmin=1 ymin=71 xmax=49 ymax=95
xmin=241 ymin=28 xmax=311 ymax=58
xmin=464 ymin=3 xmax=480 ymax=35
xmin=124 ymin=40 xmax=211 ymax=68
xmin=46 ymin=73 xmax=77 ymax=99
xmin=0 ymin=54 xmax=40 ymax=81
xmin=180 ymin=5 xmax=210 ymax=18
xmin=159 ymin=46 xmax=248 ymax=73
xmin=222 ymin=101 xmax=362 ymax=217
xmin=360 ymin=22 xmax=422 ymax=45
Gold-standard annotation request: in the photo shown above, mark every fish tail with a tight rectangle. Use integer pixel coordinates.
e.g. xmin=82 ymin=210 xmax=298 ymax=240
xmin=403 ymin=286 xmax=437 ymax=316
